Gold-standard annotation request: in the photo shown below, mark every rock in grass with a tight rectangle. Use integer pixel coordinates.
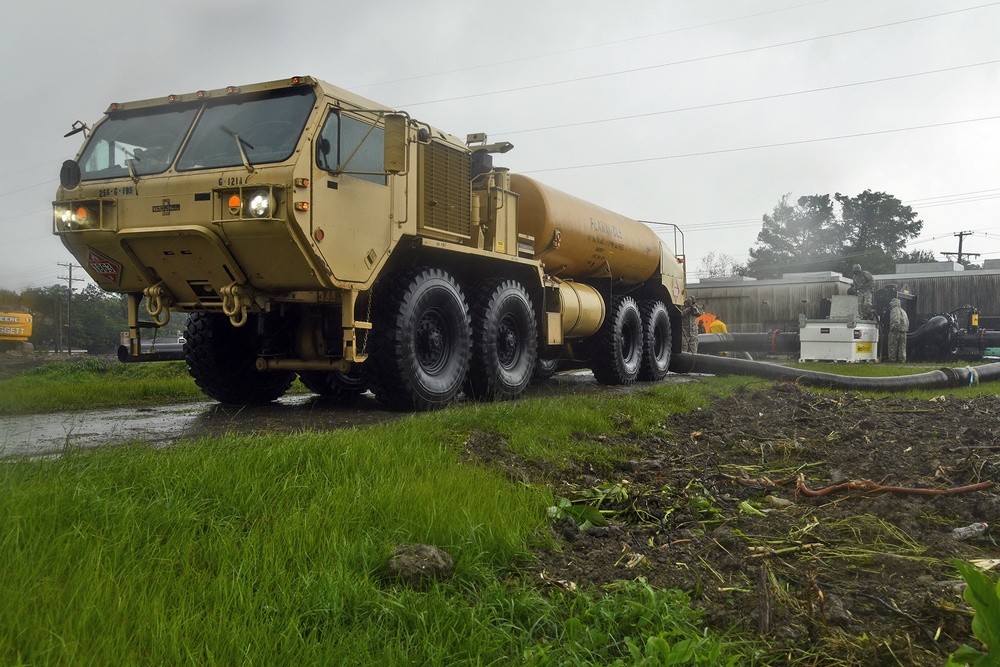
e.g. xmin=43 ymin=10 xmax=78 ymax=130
xmin=951 ymin=522 xmax=989 ymax=541
xmin=387 ymin=544 xmax=454 ymax=587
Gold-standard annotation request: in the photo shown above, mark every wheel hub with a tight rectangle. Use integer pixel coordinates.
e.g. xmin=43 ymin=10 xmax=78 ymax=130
xmin=416 ymin=310 xmax=448 ymax=373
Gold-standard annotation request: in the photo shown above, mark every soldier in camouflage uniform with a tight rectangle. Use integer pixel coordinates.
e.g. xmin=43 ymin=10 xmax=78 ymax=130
xmin=887 ymin=297 xmax=909 ymax=362
xmin=850 ymin=264 xmax=876 ymax=320
xmin=681 ymin=296 xmax=702 ymax=353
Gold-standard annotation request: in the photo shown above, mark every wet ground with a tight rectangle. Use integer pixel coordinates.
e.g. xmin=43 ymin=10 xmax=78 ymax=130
xmin=0 ymin=393 xmax=398 ymax=458
xmin=0 ymin=369 xmax=697 ymax=458
xmin=6 ymin=355 xmax=994 ymax=664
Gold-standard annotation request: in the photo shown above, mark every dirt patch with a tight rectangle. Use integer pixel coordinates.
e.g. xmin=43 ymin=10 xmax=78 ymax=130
xmin=469 ymin=383 xmax=1000 ymax=665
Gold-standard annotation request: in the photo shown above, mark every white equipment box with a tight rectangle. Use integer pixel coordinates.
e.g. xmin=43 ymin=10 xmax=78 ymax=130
xmin=798 ymin=296 xmax=879 ymax=363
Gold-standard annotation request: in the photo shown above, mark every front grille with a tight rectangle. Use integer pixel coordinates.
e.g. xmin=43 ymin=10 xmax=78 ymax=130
xmin=418 ymin=143 xmax=471 ymax=238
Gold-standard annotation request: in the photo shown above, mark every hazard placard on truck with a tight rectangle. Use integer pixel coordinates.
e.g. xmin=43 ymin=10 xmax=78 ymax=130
xmin=54 ymin=76 xmax=688 ymax=410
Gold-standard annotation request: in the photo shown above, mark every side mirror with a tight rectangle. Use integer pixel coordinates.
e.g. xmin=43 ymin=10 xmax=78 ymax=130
xmin=384 ymin=113 xmax=406 ymax=174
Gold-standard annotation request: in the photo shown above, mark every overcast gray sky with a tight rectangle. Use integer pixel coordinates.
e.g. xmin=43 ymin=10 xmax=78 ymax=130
xmin=2 ymin=0 xmax=998 ymax=291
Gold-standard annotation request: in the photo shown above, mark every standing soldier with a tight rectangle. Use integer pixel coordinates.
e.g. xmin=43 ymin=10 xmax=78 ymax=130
xmin=850 ymin=264 xmax=876 ymax=320
xmin=887 ymin=298 xmax=909 ymax=362
xmin=681 ymin=296 xmax=702 ymax=353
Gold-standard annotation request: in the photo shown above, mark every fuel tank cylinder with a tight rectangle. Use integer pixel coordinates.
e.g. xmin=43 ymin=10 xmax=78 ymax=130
xmin=510 ymin=174 xmax=662 ymax=286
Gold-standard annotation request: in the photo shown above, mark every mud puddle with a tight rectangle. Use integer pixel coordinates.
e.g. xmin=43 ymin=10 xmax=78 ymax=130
xmin=0 ymin=394 xmax=403 ymax=459
xmin=1 ymin=370 xmax=696 ymax=459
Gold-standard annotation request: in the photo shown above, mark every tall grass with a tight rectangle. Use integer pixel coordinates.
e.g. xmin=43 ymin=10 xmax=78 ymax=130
xmin=0 ymin=381 xmax=753 ymax=665
xmin=0 ymin=358 xmax=202 ymax=415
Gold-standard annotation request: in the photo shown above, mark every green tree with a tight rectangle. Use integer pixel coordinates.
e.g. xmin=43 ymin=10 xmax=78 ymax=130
xmin=21 ymin=285 xmax=69 ymax=352
xmin=745 ymin=194 xmax=840 ymax=278
xmin=746 ymin=191 xmax=923 ymax=278
xmin=834 ymin=190 xmax=923 ymax=275
xmin=18 ymin=284 xmax=128 ymax=354
xmin=72 ymin=285 xmax=127 ymax=353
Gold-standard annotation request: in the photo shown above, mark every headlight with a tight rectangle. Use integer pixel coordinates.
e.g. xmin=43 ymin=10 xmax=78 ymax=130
xmin=248 ymin=191 xmax=270 ymax=218
xmin=53 ymin=204 xmax=93 ymax=231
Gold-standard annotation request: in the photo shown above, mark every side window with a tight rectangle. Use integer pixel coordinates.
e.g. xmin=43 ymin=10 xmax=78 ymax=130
xmin=316 ymin=112 xmax=339 ymax=172
xmin=316 ymin=110 xmax=386 ymax=185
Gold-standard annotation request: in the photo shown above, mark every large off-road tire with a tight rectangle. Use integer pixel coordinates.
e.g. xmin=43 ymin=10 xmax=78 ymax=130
xmin=365 ymin=267 xmax=471 ymax=410
xmin=532 ymin=357 xmax=559 ymax=384
xmin=184 ymin=312 xmax=294 ymax=405
xmin=465 ymin=279 xmax=538 ymax=401
xmin=298 ymin=369 xmax=366 ymax=405
xmin=590 ymin=296 xmax=642 ymax=386
xmin=638 ymin=300 xmax=672 ymax=381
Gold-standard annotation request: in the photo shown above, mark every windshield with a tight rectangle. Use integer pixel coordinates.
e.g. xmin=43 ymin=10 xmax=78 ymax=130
xmin=77 ymin=85 xmax=316 ymax=180
xmin=79 ymin=105 xmax=198 ymax=180
xmin=176 ymin=86 xmax=315 ymax=171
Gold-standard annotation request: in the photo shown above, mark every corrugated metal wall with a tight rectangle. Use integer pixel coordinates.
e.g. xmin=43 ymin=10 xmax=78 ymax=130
xmin=687 ymin=276 xmax=850 ymax=333
xmin=688 ymin=269 xmax=1000 ymax=333
xmin=874 ymin=272 xmax=1000 ymax=319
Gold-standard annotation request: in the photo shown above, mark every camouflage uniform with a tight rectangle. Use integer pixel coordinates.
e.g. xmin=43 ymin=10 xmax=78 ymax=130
xmin=851 ymin=264 xmax=875 ymax=320
xmin=887 ymin=298 xmax=909 ymax=362
xmin=681 ymin=297 xmax=702 ymax=353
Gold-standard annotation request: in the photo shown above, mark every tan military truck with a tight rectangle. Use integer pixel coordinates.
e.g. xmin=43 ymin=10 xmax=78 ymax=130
xmin=54 ymin=76 xmax=687 ymax=409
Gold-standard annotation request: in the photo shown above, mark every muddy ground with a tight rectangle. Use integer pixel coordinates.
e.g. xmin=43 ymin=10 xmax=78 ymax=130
xmin=466 ymin=383 xmax=1000 ymax=665
xmin=4 ymin=353 xmax=997 ymax=664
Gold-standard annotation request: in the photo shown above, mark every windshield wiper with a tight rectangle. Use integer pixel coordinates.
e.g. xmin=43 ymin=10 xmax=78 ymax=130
xmin=120 ymin=144 xmax=141 ymax=189
xmin=220 ymin=124 xmax=255 ymax=174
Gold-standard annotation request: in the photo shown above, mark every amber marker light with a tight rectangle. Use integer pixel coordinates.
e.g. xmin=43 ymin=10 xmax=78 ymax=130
xmin=294 ymin=178 xmax=310 ymax=187
xmin=227 ymin=194 xmax=242 ymax=214
xmin=75 ymin=207 xmax=89 ymax=222
xmin=295 ymin=202 xmax=310 ymax=211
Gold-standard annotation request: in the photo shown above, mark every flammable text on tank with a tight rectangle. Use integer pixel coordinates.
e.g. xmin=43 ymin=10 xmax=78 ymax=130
xmin=589 ymin=217 xmax=624 ymax=239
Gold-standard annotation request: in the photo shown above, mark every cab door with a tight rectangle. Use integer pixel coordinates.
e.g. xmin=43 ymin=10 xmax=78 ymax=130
xmin=309 ymin=107 xmax=393 ymax=287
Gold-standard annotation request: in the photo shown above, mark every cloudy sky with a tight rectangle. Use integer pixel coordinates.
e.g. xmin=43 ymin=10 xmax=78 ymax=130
xmin=2 ymin=0 xmax=998 ymax=292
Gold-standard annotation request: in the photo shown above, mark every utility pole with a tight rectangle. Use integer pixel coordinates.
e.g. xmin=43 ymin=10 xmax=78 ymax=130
xmin=57 ymin=263 xmax=83 ymax=355
xmin=941 ymin=230 xmax=980 ymax=265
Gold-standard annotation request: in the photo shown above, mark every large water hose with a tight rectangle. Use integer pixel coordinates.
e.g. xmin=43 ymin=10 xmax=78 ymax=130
xmin=669 ymin=352 xmax=1000 ymax=390
xmin=696 ymin=332 xmax=799 ymax=355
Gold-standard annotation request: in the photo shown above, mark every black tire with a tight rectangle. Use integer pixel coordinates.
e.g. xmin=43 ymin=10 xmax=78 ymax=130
xmin=591 ymin=296 xmax=642 ymax=386
xmin=638 ymin=300 xmax=671 ymax=381
xmin=365 ymin=267 xmax=471 ymax=410
xmin=465 ymin=279 xmax=538 ymax=401
xmin=532 ymin=357 xmax=559 ymax=384
xmin=184 ymin=312 xmax=294 ymax=405
xmin=298 ymin=369 xmax=366 ymax=405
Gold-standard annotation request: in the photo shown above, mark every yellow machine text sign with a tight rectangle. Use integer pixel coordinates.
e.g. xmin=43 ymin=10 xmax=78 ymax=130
xmin=0 ymin=313 xmax=33 ymax=340
xmin=855 ymin=341 xmax=873 ymax=354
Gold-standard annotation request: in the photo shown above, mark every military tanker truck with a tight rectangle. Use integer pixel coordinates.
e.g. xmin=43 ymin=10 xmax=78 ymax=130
xmin=54 ymin=76 xmax=687 ymax=409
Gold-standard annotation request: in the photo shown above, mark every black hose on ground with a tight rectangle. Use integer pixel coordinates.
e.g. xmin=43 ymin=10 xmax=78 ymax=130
xmin=669 ymin=352 xmax=1000 ymax=390
xmin=695 ymin=332 xmax=800 ymax=355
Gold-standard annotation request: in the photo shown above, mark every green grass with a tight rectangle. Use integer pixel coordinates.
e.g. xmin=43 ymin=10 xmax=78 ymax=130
xmin=0 ymin=358 xmax=202 ymax=415
xmin=785 ymin=359 xmax=1000 ymax=400
xmin=0 ymin=357 xmax=313 ymax=415
xmin=0 ymin=380 xmax=755 ymax=666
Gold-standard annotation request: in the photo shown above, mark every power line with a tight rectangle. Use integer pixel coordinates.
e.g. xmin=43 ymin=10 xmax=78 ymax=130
xmin=352 ymin=1 xmax=832 ymax=90
xmin=491 ymin=58 xmax=1000 ymax=136
xmin=397 ymin=2 xmax=1000 ymax=108
xmin=521 ymin=114 xmax=1000 ymax=174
